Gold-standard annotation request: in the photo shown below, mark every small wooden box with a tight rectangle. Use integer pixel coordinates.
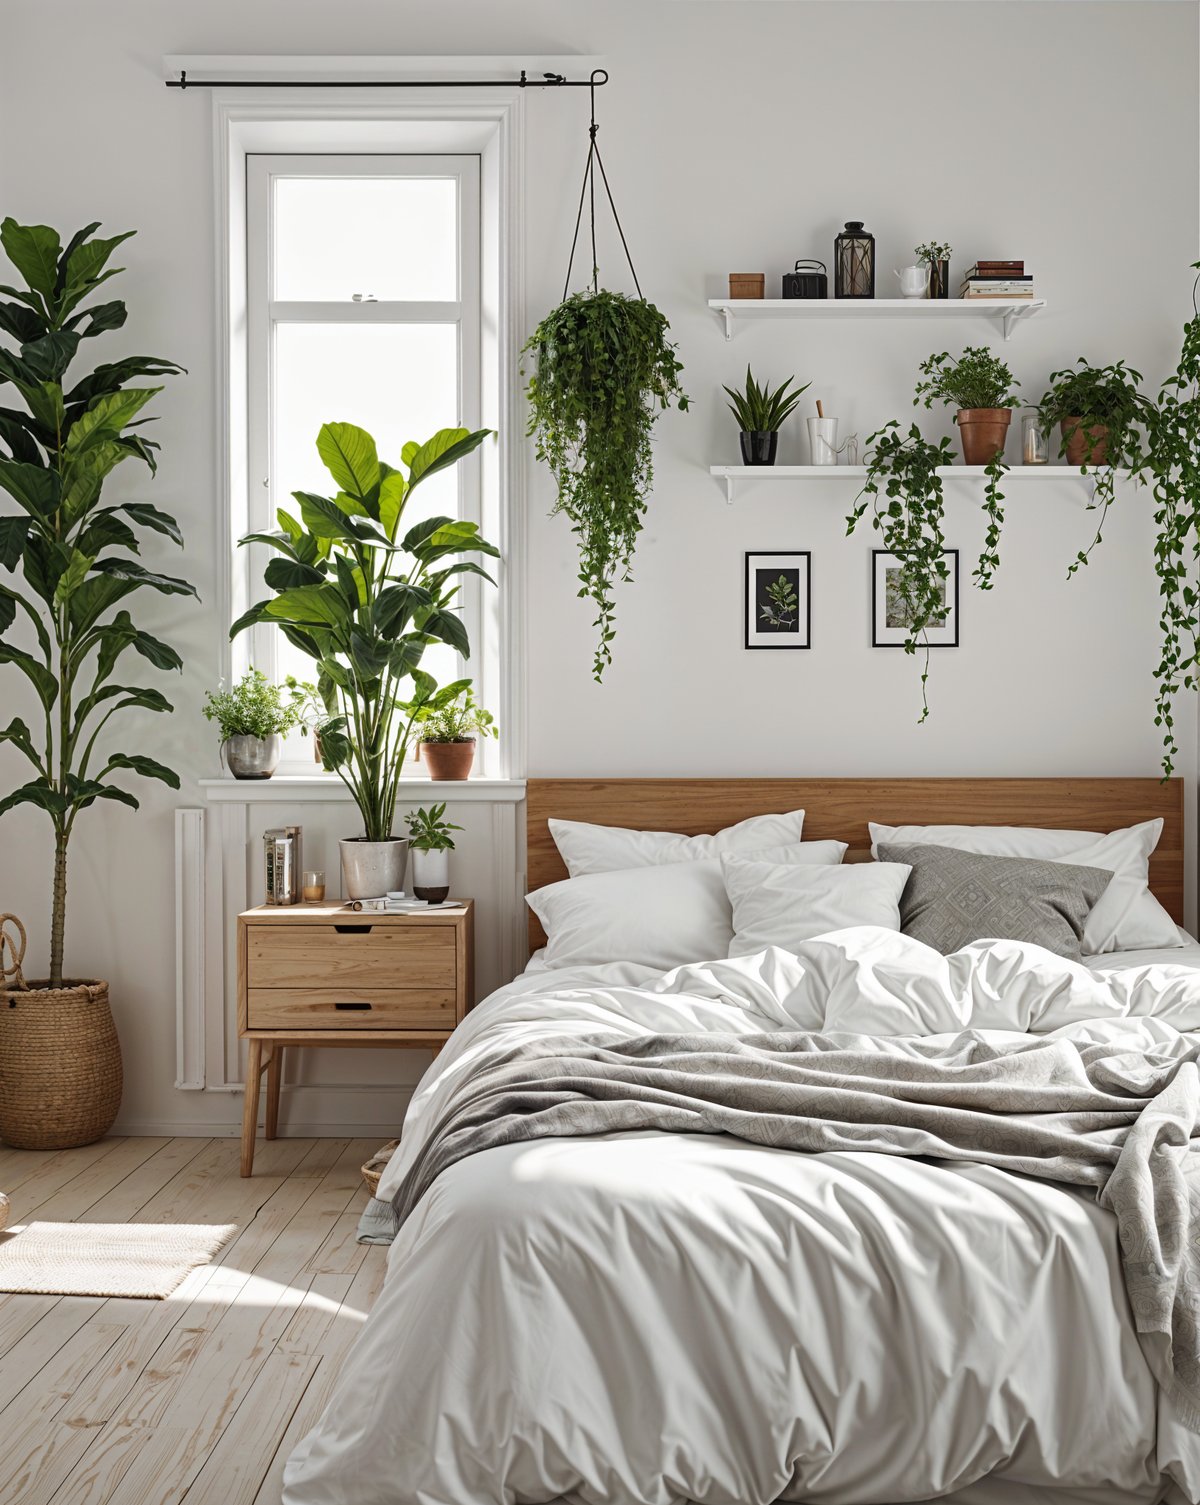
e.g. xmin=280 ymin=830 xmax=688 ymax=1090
xmin=729 ymin=273 xmax=766 ymax=299
xmin=236 ymin=899 xmax=475 ymax=1174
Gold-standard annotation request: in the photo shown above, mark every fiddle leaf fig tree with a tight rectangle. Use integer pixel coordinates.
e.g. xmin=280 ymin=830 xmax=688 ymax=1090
xmin=0 ymin=217 xmax=193 ymax=988
xmin=232 ymin=421 xmax=497 ymax=841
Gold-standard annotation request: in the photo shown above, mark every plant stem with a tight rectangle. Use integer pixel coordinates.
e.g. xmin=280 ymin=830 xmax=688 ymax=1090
xmin=49 ymin=826 xmax=67 ymax=988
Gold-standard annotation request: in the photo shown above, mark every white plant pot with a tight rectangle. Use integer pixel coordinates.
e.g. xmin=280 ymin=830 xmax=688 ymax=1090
xmin=339 ymin=837 xmax=409 ymax=900
xmin=411 ymin=847 xmax=450 ymax=903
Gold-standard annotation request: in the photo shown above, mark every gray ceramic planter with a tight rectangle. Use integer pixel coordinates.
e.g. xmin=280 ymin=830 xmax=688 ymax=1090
xmin=222 ymin=734 xmax=283 ymax=779
xmin=339 ymin=837 xmax=410 ymax=900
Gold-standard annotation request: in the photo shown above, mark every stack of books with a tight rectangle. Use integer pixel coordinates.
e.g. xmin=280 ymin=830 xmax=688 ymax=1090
xmin=960 ymin=261 xmax=1037 ymax=300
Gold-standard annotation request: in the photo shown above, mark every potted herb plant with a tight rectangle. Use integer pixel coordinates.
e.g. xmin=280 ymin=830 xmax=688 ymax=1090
xmin=523 ymin=289 xmax=688 ymax=680
xmin=416 ymin=689 xmax=498 ymax=781
xmin=202 ymin=668 xmax=306 ymax=779
xmin=233 ymin=421 xmax=497 ymax=900
xmin=0 ymin=217 xmax=194 ymax=1148
xmin=722 ymin=366 xmax=810 ymax=467
xmin=915 ymin=346 xmax=1021 ymax=464
xmin=405 ymin=802 xmax=463 ymax=903
xmin=915 ymin=241 xmax=953 ymax=300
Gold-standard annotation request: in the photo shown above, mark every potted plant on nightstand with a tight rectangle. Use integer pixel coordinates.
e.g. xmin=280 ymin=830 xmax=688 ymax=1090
xmin=202 ymin=668 xmax=307 ymax=779
xmin=405 ymin=803 xmax=462 ymax=902
xmin=416 ymin=689 xmax=498 ymax=780
xmin=0 ymin=218 xmax=194 ymax=1148
xmin=723 ymin=366 xmax=810 ymax=467
xmin=232 ymin=420 xmax=497 ymax=900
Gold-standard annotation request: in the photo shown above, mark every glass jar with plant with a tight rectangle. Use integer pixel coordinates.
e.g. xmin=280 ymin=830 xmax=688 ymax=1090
xmin=202 ymin=668 xmax=308 ymax=779
xmin=722 ymin=366 xmax=810 ymax=467
xmin=1037 ymin=358 xmax=1152 ymax=576
xmin=0 ymin=216 xmax=195 ymax=1149
xmin=232 ymin=420 xmax=497 ymax=900
xmin=847 ymin=422 xmax=957 ymax=721
xmin=405 ymin=802 xmax=463 ymax=903
xmin=523 ymin=289 xmax=688 ymax=682
xmin=915 ymin=241 xmax=953 ymax=300
xmin=415 ymin=689 xmax=498 ymax=782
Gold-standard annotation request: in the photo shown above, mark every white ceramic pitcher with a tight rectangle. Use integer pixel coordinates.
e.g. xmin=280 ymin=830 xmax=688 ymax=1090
xmin=894 ymin=265 xmax=929 ymax=299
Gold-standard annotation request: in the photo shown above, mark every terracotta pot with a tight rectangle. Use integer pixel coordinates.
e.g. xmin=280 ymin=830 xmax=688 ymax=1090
xmin=0 ymin=980 xmax=122 ymax=1149
xmin=956 ymin=408 xmax=1012 ymax=465
xmin=420 ymin=739 xmax=476 ymax=781
xmin=1061 ymin=417 xmax=1110 ymax=467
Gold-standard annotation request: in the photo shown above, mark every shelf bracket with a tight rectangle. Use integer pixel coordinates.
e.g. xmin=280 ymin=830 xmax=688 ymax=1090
xmin=1002 ymin=303 xmax=1037 ymax=342
xmin=716 ymin=306 xmax=733 ymax=342
xmin=721 ymin=472 xmax=735 ymax=504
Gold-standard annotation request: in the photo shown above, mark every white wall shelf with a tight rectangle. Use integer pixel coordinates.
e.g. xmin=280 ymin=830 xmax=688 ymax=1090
xmin=710 ymin=464 xmax=1127 ymax=505
xmin=708 ymin=297 xmax=1046 ymax=343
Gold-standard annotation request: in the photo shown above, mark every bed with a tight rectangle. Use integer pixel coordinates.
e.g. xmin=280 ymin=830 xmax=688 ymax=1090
xmin=283 ymin=777 xmax=1200 ymax=1505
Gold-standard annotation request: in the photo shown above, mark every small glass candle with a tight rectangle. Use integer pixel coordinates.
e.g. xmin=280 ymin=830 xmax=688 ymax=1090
xmin=1022 ymin=413 xmax=1050 ymax=466
xmin=302 ymin=870 xmax=326 ymax=903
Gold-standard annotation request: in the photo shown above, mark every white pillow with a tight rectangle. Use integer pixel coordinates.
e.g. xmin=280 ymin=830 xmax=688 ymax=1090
xmin=549 ymin=809 xmax=806 ymax=878
xmin=528 ymin=840 xmax=847 ymax=970
xmin=723 ymin=857 xmax=912 ymax=958
xmin=868 ymin=819 xmax=1179 ymax=956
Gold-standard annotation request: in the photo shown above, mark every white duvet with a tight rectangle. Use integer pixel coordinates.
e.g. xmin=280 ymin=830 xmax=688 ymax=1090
xmin=284 ymin=928 xmax=1200 ymax=1505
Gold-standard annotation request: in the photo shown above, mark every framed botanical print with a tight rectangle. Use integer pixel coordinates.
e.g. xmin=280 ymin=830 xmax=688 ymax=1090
xmin=872 ymin=548 xmax=959 ymax=648
xmin=744 ymin=552 xmax=811 ymax=649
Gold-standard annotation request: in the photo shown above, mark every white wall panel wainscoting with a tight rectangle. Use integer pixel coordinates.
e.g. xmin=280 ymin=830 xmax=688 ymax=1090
xmin=162 ymin=782 xmax=525 ymax=1139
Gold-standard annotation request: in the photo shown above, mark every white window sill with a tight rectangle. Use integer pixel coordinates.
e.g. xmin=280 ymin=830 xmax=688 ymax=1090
xmin=199 ymin=776 xmax=526 ymax=804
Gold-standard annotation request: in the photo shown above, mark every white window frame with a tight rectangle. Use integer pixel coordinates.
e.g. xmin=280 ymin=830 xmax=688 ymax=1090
xmin=211 ymin=88 xmax=527 ymax=781
xmin=243 ymin=153 xmax=482 ymax=771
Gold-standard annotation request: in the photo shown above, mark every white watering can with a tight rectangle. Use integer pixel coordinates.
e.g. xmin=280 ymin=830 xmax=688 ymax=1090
xmin=894 ymin=264 xmax=929 ymax=299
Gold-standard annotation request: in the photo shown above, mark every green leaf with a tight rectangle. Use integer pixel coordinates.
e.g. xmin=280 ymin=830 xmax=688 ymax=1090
xmin=0 ymin=515 xmax=27 ymax=570
xmin=63 ymin=230 xmax=135 ymax=293
xmin=90 ymin=558 xmax=199 ymax=598
xmin=0 ymin=460 xmax=60 ymax=517
xmin=378 ymin=470 xmax=408 ymax=539
xmin=315 ymin=715 xmax=351 ymax=771
xmin=400 ymin=441 xmax=419 ymax=467
xmin=264 ymin=557 xmax=324 ymax=592
xmin=0 ymin=780 xmax=67 ymax=819
xmin=349 ymin=628 xmax=391 ymax=680
xmin=264 ymin=583 xmax=349 ymax=629
xmin=0 ymin=219 xmax=61 ymax=299
xmin=53 ymin=548 xmax=93 ymax=606
xmin=296 ymin=491 xmax=362 ymax=543
xmin=229 ymin=600 xmax=272 ymax=640
xmin=67 ymin=572 xmax=134 ymax=632
xmin=424 ymin=609 xmax=470 ymax=657
xmin=20 ymin=330 xmax=80 ymax=383
xmin=0 ymin=409 xmax=42 ymax=464
xmin=121 ymin=502 xmax=183 ymax=545
xmin=401 ymin=514 xmax=456 ymax=553
xmin=0 ymin=301 xmax=44 ymax=344
xmin=65 ymin=356 xmax=183 ymax=407
xmin=100 ymin=753 xmax=180 ymax=790
xmin=71 ymin=299 xmax=127 ymax=339
xmin=68 ymin=779 xmax=139 ymax=813
xmin=373 ymin=583 xmax=432 ymax=636
xmin=0 ymin=589 xmax=14 ymax=636
xmin=0 ymin=643 xmax=57 ymax=709
xmin=406 ymin=427 xmax=490 ymax=489
xmin=0 ymin=717 xmax=40 ymax=770
xmin=316 ymin=423 xmax=380 ymax=503
xmin=65 ymin=387 xmax=158 ymax=452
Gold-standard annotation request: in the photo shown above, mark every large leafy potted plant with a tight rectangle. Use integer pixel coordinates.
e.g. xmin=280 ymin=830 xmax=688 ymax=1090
xmin=523 ymin=289 xmax=687 ymax=680
xmin=0 ymin=217 xmax=193 ymax=1148
xmin=233 ymin=420 xmax=496 ymax=899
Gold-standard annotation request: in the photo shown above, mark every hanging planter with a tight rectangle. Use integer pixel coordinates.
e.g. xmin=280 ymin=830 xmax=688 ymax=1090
xmin=523 ymin=73 xmax=689 ymax=681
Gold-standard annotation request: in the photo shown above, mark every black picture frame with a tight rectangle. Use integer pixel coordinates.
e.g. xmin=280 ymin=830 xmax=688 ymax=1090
xmin=744 ymin=551 xmax=811 ymax=650
xmin=871 ymin=548 xmax=959 ymax=648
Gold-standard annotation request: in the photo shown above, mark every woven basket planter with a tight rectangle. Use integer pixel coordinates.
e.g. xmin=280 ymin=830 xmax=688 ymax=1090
xmin=361 ymin=1140 xmax=400 ymax=1196
xmin=0 ymin=980 xmax=123 ymax=1149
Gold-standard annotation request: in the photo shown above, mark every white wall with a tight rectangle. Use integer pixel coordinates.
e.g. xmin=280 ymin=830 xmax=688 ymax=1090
xmin=0 ymin=1 xmax=1196 ymax=1135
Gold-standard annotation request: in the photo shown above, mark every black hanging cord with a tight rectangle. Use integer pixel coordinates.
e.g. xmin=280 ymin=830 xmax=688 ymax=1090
xmin=168 ymin=66 xmax=609 ymax=91
xmin=562 ymin=70 xmax=642 ymax=301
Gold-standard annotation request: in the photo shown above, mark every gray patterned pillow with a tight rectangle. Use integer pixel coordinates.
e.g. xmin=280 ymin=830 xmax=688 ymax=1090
xmin=876 ymin=842 xmax=1113 ymax=961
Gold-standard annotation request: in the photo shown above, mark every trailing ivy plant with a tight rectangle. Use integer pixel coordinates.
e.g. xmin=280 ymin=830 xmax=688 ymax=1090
xmin=1037 ymin=358 xmax=1152 ymax=576
xmin=847 ymin=421 xmax=957 ymax=721
xmin=915 ymin=346 xmax=1021 ymax=589
xmin=0 ymin=217 xmax=194 ymax=988
xmin=1147 ymin=270 xmax=1200 ymax=777
xmin=523 ymin=289 xmax=687 ymax=680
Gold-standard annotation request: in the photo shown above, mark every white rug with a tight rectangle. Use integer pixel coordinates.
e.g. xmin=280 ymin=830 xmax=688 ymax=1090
xmin=0 ymin=1221 xmax=238 ymax=1298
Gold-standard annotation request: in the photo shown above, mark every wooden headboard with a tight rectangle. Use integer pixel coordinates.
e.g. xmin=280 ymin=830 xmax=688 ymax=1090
xmin=526 ymin=777 xmax=1185 ymax=952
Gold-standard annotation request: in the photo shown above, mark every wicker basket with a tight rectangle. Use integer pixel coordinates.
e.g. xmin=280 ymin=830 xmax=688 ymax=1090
xmin=361 ymin=1140 xmax=400 ymax=1196
xmin=0 ymin=979 xmax=123 ymax=1149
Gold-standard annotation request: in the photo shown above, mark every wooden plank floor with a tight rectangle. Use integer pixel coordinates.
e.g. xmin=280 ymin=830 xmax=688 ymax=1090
xmin=0 ymin=1136 xmax=389 ymax=1505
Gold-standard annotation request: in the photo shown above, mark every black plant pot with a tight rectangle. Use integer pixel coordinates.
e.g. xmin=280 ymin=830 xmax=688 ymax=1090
xmin=929 ymin=259 xmax=950 ymax=300
xmin=739 ymin=430 xmax=779 ymax=466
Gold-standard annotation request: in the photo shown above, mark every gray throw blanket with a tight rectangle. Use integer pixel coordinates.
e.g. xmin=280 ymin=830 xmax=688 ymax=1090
xmin=383 ymin=1029 xmax=1200 ymax=1426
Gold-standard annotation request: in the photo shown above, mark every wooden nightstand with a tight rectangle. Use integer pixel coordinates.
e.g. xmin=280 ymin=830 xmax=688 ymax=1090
xmin=237 ymin=899 xmax=474 ymax=1175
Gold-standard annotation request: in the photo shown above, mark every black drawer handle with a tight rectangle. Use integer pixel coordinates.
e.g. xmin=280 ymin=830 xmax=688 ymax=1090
xmin=334 ymin=924 xmax=373 ymax=935
xmin=334 ymin=1000 xmax=373 ymax=1011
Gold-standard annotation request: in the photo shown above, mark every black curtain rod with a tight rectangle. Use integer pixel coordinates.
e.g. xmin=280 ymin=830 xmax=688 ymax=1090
xmin=166 ymin=67 xmax=608 ymax=91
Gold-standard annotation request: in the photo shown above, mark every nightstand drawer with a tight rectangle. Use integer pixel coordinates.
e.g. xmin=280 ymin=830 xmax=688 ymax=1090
xmin=246 ymin=987 xmax=457 ymax=1030
xmin=246 ymin=924 xmax=456 ymax=990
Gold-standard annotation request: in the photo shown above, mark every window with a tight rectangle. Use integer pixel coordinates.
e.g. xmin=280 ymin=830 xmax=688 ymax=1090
xmin=242 ymin=154 xmax=485 ymax=771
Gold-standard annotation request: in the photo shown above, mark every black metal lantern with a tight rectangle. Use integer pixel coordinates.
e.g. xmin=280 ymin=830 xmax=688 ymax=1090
xmin=834 ymin=221 xmax=875 ymax=299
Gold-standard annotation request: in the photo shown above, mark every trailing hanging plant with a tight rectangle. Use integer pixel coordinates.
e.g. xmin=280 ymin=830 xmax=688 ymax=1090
xmin=915 ymin=346 xmax=1020 ymax=589
xmin=847 ymin=421 xmax=957 ymax=721
xmin=1037 ymin=358 xmax=1152 ymax=576
xmin=1147 ymin=269 xmax=1200 ymax=778
xmin=523 ymin=74 xmax=688 ymax=682
xmin=0 ymin=217 xmax=194 ymax=987
xmin=523 ymin=294 xmax=686 ymax=682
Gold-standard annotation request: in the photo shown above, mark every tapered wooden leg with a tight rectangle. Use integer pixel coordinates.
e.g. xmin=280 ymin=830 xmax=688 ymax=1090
xmin=241 ymin=1038 xmax=263 ymax=1177
xmin=265 ymin=1044 xmax=283 ymax=1140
